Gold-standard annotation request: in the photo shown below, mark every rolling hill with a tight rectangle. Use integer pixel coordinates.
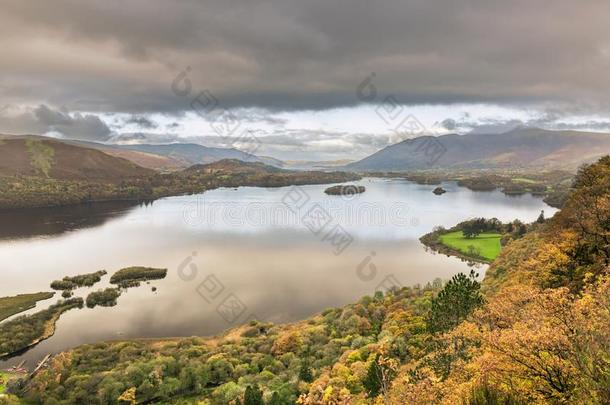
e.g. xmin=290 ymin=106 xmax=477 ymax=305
xmin=184 ymin=158 xmax=286 ymax=175
xmin=66 ymin=140 xmax=272 ymax=170
xmin=120 ymin=143 xmax=263 ymax=166
xmin=347 ymin=127 xmax=610 ymax=171
xmin=64 ymin=141 xmax=185 ymax=171
xmin=0 ymin=135 xmax=153 ymax=181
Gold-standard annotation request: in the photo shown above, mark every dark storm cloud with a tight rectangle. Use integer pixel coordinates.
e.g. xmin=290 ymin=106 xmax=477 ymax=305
xmin=0 ymin=105 xmax=113 ymax=141
xmin=124 ymin=115 xmax=158 ymax=129
xmin=449 ymin=110 xmax=610 ymax=135
xmin=1 ymin=0 xmax=610 ymax=114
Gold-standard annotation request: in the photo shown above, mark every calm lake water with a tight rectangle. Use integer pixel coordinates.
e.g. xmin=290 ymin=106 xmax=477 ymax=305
xmin=0 ymin=178 xmax=556 ymax=368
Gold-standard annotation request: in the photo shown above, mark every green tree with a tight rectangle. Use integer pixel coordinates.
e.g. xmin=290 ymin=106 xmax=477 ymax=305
xmin=243 ymin=385 xmax=264 ymax=405
xmin=207 ymin=356 xmax=234 ymax=385
xmin=298 ymin=359 xmax=313 ymax=382
xmin=267 ymin=391 xmax=283 ymax=405
xmin=363 ymin=354 xmax=382 ymax=398
xmin=427 ymin=270 xmax=484 ymax=333
xmin=462 ymin=221 xmax=483 ymax=238
xmin=179 ymin=365 xmax=201 ymax=393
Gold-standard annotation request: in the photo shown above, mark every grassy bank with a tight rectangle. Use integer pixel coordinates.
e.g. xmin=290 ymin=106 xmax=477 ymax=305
xmin=439 ymin=231 xmax=502 ymax=262
xmin=419 ymin=217 xmax=536 ymax=264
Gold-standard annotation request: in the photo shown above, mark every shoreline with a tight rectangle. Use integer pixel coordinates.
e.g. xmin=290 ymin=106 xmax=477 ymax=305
xmin=0 ymin=301 xmax=82 ymax=360
xmin=0 ymin=172 xmax=361 ymax=211
xmin=419 ymin=229 xmax=493 ymax=265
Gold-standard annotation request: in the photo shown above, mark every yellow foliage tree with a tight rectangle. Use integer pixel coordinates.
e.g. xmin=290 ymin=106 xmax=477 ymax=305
xmin=117 ymin=387 xmax=136 ymax=405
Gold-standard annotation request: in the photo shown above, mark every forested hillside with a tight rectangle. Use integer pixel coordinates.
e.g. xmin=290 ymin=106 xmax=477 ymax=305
xmin=5 ymin=157 xmax=609 ymax=404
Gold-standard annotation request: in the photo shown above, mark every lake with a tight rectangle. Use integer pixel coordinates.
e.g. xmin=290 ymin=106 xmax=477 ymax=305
xmin=0 ymin=178 xmax=556 ymax=368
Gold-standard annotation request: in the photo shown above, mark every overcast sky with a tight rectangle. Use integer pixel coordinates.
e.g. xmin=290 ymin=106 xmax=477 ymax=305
xmin=2 ymin=0 xmax=610 ymax=160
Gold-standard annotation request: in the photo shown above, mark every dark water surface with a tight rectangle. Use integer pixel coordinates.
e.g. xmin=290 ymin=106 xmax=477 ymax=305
xmin=0 ymin=178 xmax=556 ymax=368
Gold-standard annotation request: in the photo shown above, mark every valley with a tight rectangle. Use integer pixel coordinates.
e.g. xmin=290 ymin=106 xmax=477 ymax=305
xmin=1 ymin=156 xmax=607 ymax=404
xmin=3 ymin=4 xmax=610 ymax=403
xmin=0 ymin=136 xmax=359 ymax=210
xmin=0 ymin=132 xmax=607 ymax=404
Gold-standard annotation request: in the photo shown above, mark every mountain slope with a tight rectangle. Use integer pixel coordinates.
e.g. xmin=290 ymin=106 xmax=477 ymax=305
xmin=64 ymin=140 xmax=185 ymax=170
xmin=121 ymin=143 xmax=263 ymax=166
xmin=66 ymin=140 xmax=267 ymax=170
xmin=184 ymin=158 xmax=286 ymax=175
xmin=348 ymin=128 xmax=610 ymax=171
xmin=0 ymin=135 xmax=153 ymax=181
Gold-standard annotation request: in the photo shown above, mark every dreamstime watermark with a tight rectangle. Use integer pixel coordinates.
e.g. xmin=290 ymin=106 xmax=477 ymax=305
xmin=356 ymin=73 xmax=447 ymax=166
xmin=282 ymin=184 xmax=405 ymax=294
xmin=283 ymin=185 xmax=352 ymax=255
xmin=177 ymin=252 xmax=261 ymax=325
xmin=355 ymin=251 xmax=402 ymax=295
xmin=182 ymin=195 xmax=418 ymax=229
xmin=171 ymin=66 xmax=261 ymax=156
xmin=176 ymin=184 xmax=411 ymax=325
xmin=357 ymin=72 xmax=426 ymax=139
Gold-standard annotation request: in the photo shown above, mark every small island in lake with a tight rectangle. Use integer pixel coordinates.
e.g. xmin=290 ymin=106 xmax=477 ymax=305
xmin=86 ymin=288 xmax=122 ymax=308
xmin=50 ymin=270 xmax=108 ymax=292
xmin=0 ymin=266 xmax=169 ymax=359
xmin=324 ymin=184 xmax=366 ymax=196
xmin=433 ymin=187 xmax=446 ymax=195
xmin=110 ymin=266 xmax=168 ymax=288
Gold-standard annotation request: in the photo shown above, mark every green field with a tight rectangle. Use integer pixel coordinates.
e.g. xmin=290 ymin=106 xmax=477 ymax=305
xmin=439 ymin=231 xmax=502 ymax=261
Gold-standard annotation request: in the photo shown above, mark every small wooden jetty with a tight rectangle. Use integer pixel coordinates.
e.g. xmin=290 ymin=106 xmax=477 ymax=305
xmin=30 ymin=354 xmax=51 ymax=378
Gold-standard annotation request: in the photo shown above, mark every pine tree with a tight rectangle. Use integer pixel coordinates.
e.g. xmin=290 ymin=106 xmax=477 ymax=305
xmin=267 ymin=391 xmax=283 ymax=405
xmin=298 ymin=359 xmax=313 ymax=382
xmin=243 ymin=385 xmax=264 ymax=405
xmin=363 ymin=354 xmax=382 ymax=398
xmin=427 ymin=270 xmax=484 ymax=333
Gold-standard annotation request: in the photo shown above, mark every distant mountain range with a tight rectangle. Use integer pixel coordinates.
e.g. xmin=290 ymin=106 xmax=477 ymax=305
xmin=282 ymin=159 xmax=354 ymax=171
xmin=68 ymin=140 xmax=265 ymax=170
xmin=184 ymin=158 xmax=286 ymax=175
xmin=347 ymin=128 xmax=610 ymax=171
xmin=5 ymin=128 xmax=609 ymax=180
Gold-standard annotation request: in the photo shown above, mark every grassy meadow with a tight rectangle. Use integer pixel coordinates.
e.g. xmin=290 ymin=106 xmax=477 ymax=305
xmin=439 ymin=231 xmax=502 ymax=261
